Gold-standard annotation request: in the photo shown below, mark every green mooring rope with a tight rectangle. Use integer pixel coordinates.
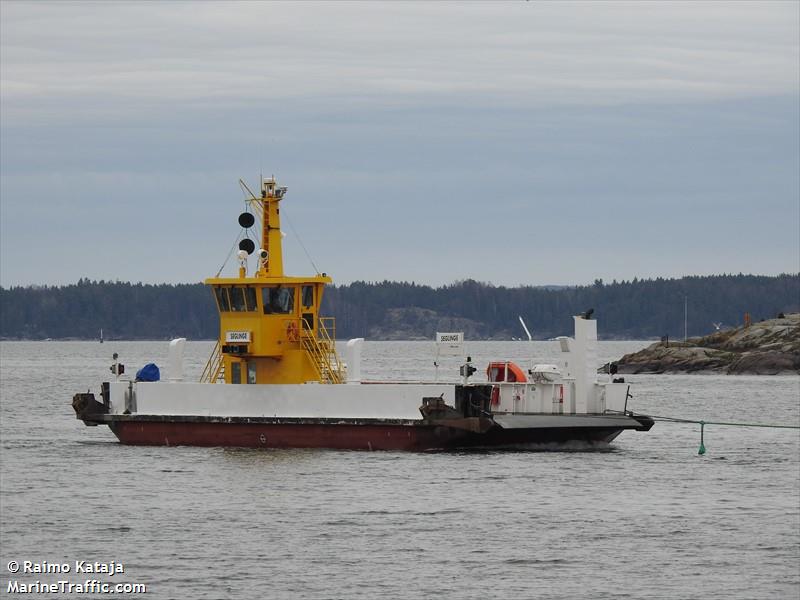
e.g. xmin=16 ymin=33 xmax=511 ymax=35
xmin=646 ymin=414 xmax=800 ymax=455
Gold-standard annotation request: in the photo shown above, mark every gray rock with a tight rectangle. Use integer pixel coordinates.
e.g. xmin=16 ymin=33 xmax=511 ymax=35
xmin=613 ymin=313 xmax=800 ymax=375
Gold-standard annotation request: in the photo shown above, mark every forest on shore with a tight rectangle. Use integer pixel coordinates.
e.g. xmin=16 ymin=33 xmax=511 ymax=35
xmin=1 ymin=273 xmax=797 ymax=341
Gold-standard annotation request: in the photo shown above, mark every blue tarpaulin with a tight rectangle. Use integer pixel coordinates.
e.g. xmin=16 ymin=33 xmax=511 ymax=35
xmin=135 ymin=363 xmax=160 ymax=382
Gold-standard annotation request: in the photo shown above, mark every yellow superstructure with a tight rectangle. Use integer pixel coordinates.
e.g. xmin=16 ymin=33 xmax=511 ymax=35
xmin=200 ymin=177 xmax=344 ymax=385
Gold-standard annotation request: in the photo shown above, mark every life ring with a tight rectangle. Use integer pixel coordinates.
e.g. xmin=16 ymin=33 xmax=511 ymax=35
xmin=286 ymin=321 xmax=299 ymax=342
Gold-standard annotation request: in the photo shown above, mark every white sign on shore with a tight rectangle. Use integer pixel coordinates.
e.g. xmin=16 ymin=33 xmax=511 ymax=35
xmin=435 ymin=332 xmax=463 ymax=355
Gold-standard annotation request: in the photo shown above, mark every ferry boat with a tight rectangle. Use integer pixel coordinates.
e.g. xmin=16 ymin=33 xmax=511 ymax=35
xmin=72 ymin=176 xmax=654 ymax=450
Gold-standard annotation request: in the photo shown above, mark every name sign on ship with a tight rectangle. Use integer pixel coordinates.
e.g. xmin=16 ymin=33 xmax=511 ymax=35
xmin=225 ymin=331 xmax=252 ymax=343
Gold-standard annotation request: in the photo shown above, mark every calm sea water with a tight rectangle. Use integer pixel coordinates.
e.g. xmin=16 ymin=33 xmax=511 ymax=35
xmin=1 ymin=340 xmax=798 ymax=599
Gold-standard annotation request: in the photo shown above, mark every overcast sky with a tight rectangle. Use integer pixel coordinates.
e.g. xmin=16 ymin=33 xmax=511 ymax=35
xmin=1 ymin=1 xmax=798 ymax=287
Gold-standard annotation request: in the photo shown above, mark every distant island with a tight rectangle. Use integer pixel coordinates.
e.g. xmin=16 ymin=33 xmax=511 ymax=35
xmin=1 ymin=273 xmax=798 ymax=341
xmin=613 ymin=313 xmax=800 ymax=375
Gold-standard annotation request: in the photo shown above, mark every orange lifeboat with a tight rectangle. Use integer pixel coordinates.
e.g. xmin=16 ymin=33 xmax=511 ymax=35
xmin=486 ymin=361 xmax=527 ymax=383
xmin=487 ymin=361 xmax=527 ymax=406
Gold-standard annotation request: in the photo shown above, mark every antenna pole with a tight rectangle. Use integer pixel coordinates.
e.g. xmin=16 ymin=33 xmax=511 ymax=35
xmin=239 ymin=178 xmax=257 ymax=200
xmin=684 ymin=295 xmax=688 ymax=342
xmin=518 ymin=316 xmax=532 ymax=341
xmin=519 ymin=315 xmax=534 ymax=374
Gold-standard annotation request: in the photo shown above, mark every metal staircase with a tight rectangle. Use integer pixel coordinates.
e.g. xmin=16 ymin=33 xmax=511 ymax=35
xmin=302 ymin=317 xmax=345 ymax=384
xmin=200 ymin=341 xmax=225 ymax=383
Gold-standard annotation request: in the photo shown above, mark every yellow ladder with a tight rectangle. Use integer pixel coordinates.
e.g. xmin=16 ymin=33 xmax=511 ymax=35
xmin=302 ymin=318 xmax=344 ymax=384
xmin=200 ymin=341 xmax=225 ymax=383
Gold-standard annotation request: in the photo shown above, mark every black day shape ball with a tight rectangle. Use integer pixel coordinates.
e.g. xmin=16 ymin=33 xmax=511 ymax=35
xmin=238 ymin=212 xmax=256 ymax=228
xmin=239 ymin=238 xmax=256 ymax=255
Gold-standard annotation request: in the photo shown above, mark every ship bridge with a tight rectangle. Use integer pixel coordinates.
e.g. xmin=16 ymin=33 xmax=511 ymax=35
xmin=201 ymin=177 xmax=344 ymax=385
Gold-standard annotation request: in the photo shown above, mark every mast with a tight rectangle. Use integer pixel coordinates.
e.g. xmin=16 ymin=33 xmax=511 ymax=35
xmin=258 ymin=176 xmax=286 ymax=278
xmin=684 ymin=295 xmax=688 ymax=342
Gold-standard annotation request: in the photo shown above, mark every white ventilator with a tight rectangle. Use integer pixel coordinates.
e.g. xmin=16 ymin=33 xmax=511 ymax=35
xmin=345 ymin=338 xmax=364 ymax=384
xmin=168 ymin=338 xmax=186 ymax=382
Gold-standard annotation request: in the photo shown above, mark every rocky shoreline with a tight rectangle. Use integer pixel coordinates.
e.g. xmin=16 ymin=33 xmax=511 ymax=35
xmin=613 ymin=313 xmax=800 ymax=375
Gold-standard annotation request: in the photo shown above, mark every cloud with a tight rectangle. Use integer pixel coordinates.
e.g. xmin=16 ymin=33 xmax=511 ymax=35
xmin=1 ymin=1 xmax=797 ymax=287
xmin=2 ymin=1 xmax=797 ymax=121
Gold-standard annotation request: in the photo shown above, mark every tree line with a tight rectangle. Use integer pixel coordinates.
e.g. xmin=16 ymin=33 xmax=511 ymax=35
xmin=1 ymin=274 xmax=797 ymax=340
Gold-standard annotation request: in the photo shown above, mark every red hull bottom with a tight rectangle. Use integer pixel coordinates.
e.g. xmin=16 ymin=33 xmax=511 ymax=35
xmin=109 ymin=420 xmax=624 ymax=451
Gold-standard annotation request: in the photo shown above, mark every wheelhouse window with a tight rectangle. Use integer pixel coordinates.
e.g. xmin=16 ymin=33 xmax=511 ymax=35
xmin=301 ymin=285 xmax=314 ymax=308
xmin=230 ymin=286 xmax=247 ymax=312
xmin=215 ymin=286 xmax=258 ymax=312
xmin=263 ymin=286 xmax=295 ymax=314
xmin=214 ymin=287 xmax=230 ymax=312
xmin=244 ymin=287 xmax=258 ymax=312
